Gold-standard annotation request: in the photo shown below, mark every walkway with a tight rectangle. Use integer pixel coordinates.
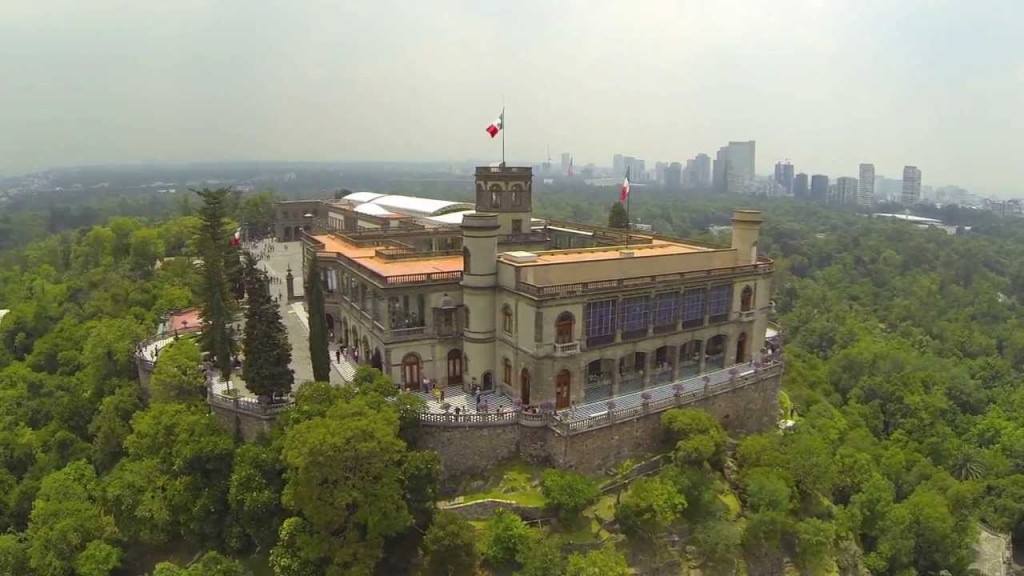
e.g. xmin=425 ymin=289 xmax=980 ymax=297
xmin=412 ymin=387 xmax=515 ymax=415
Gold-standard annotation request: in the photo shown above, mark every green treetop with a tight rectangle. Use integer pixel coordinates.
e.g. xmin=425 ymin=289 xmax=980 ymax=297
xmin=304 ymin=253 xmax=331 ymax=382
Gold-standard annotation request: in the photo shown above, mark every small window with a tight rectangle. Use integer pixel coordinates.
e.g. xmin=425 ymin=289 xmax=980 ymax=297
xmin=741 ymin=285 xmax=754 ymax=312
xmin=502 ymin=305 xmax=514 ymax=335
xmin=511 ymin=219 xmax=523 ymax=233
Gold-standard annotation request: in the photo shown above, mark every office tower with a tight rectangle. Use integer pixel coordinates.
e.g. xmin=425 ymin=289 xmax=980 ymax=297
xmin=561 ymin=153 xmax=572 ymax=173
xmin=836 ymin=177 xmax=859 ymax=205
xmin=858 ymin=164 xmax=876 ymax=206
xmin=793 ymin=173 xmax=809 ymax=199
xmin=684 ymin=153 xmax=712 ymax=189
xmin=810 ymin=174 xmax=829 ymax=202
xmin=902 ymin=166 xmax=922 ymax=205
xmin=665 ymin=162 xmax=682 ymax=191
xmin=613 ymin=154 xmax=624 ymax=175
xmin=774 ymin=161 xmax=794 ymax=194
xmin=655 ymin=161 xmax=667 ymax=184
xmin=713 ymin=141 xmax=756 ymax=194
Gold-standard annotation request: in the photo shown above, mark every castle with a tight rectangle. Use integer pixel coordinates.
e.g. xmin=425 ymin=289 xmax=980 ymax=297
xmin=272 ymin=166 xmax=782 ymax=476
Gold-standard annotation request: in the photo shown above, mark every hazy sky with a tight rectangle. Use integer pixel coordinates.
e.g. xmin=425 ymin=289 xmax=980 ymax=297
xmin=2 ymin=0 xmax=1022 ymax=196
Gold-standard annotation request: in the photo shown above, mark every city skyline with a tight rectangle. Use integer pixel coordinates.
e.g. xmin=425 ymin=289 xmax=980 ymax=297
xmin=1 ymin=1 xmax=1021 ymax=197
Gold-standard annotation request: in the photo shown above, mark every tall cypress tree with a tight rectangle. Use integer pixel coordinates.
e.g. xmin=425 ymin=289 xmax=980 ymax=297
xmin=195 ymin=187 xmax=237 ymax=380
xmin=305 ymin=252 xmax=331 ymax=382
xmin=242 ymin=253 xmax=294 ymax=401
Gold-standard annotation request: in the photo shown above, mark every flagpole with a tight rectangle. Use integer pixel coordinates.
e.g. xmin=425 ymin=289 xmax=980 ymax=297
xmin=501 ymin=107 xmax=505 ymax=167
xmin=625 ymin=177 xmax=631 ymax=248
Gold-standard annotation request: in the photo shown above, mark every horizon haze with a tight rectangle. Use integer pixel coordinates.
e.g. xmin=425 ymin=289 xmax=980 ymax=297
xmin=1 ymin=0 xmax=1022 ymax=197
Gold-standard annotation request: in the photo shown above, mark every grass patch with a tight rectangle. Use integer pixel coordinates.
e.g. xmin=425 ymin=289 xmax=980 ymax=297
xmin=459 ymin=460 xmax=546 ymax=508
xmin=718 ymin=491 xmax=741 ymax=520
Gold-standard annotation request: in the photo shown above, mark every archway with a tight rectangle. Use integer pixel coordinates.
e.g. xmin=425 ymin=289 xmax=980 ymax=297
xmin=679 ymin=340 xmax=703 ymax=378
xmin=585 ymin=359 xmax=613 ymax=402
xmin=555 ymin=369 xmax=571 ymax=409
xmin=361 ymin=337 xmax=370 ymax=363
xmin=706 ymin=335 xmax=726 ymax=370
xmin=482 ymin=371 xmax=494 ymax=391
xmin=736 ymin=332 xmax=748 ymax=364
xmin=371 ymin=347 xmax=383 ymax=370
xmin=325 ymin=314 xmax=335 ymax=340
xmin=284 ymin=227 xmax=293 ymax=241
xmin=401 ymin=353 xmax=421 ymax=390
xmin=340 ymin=318 xmax=349 ymax=346
xmin=447 ymin=349 xmax=463 ymax=387
xmin=520 ymin=368 xmax=531 ymax=406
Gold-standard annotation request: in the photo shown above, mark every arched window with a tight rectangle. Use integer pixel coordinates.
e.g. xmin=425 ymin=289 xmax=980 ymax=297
xmin=520 ymin=368 xmax=531 ymax=405
xmin=741 ymin=285 xmax=754 ymax=312
xmin=462 ymin=246 xmax=471 ymax=274
xmin=555 ymin=369 xmax=571 ymax=409
xmin=705 ymin=335 xmax=727 ymax=370
xmin=401 ymin=353 xmax=421 ymax=390
xmin=490 ymin=185 xmax=501 ymax=208
xmin=736 ymin=332 xmax=748 ymax=364
xmin=511 ymin=184 xmax=523 ymax=207
xmin=503 ymin=357 xmax=512 ymax=386
xmin=502 ymin=305 xmax=514 ymax=335
xmin=447 ymin=349 xmax=463 ymax=386
xmin=555 ymin=312 xmax=574 ymax=344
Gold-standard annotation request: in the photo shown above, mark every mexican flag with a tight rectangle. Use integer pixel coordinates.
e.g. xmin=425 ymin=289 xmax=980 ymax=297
xmin=620 ymin=166 xmax=631 ymax=203
xmin=485 ymin=110 xmax=504 ymax=138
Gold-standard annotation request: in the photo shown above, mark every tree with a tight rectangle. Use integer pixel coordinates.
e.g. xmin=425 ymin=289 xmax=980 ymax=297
xmin=516 ymin=531 xmax=565 ymax=576
xmin=304 ymin=253 xmax=331 ymax=382
xmin=607 ymin=202 xmax=628 ymax=229
xmin=195 ymin=187 xmax=237 ymax=379
xmin=88 ymin=383 xmax=142 ymax=472
xmin=153 ymin=551 xmax=248 ymax=576
xmin=483 ymin=509 xmax=531 ymax=568
xmin=615 ymin=474 xmax=687 ymax=542
xmin=401 ymin=449 xmax=440 ymax=526
xmin=228 ymin=443 xmax=282 ymax=552
xmin=73 ymin=540 xmax=121 ymax=576
xmin=565 ymin=546 xmax=631 ymax=576
xmin=742 ymin=468 xmax=793 ymax=513
xmin=420 ymin=511 xmax=479 ymax=576
xmin=691 ymin=520 xmax=741 ymax=576
xmin=148 ymin=338 xmax=206 ymax=404
xmin=0 ymin=533 xmax=28 ymax=576
xmin=662 ymin=407 xmax=728 ymax=467
xmin=277 ymin=396 xmax=411 ymax=574
xmin=26 ymin=460 xmax=119 ymax=576
xmin=793 ymin=518 xmax=836 ymax=575
xmin=241 ymin=253 xmax=293 ymax=400
xmin=540 ymin=469 xmax=600 ymax=521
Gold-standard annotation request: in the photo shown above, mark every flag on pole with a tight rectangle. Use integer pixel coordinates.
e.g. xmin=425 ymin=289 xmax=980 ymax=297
xmin=485 ymin=110 xmax=504 ymax=138
xmin=230 ymin=228 xmax=241 ymax=247
xmin=568 ymin=156 xmax=574 ymax=177
xmin=620 ymin=166 xmax=631 ymax=203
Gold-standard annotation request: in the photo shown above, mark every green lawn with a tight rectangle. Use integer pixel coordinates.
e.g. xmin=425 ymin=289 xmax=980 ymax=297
xmin=459 ymin=460 xmax=547 ymax=507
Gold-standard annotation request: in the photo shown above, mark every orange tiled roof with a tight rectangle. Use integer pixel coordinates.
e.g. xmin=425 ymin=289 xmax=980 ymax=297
xmin=502 ymin=238 xmax=711 ymax=266
xmin=312 ymin=234 xmax=464 ymax=278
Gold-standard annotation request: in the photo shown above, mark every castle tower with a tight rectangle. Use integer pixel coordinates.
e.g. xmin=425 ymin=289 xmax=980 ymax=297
xmin=474 ymin=166 xmax=533 ymax=237
xmin=731 ymin=210 xmax=763 ymax=265
xmin=460 ymin=212 xmax=500 ymax=391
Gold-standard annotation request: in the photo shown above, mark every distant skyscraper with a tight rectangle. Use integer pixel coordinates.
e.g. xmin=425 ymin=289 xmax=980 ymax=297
xmin=712 ymin=141 xmax=756 ymax=194
xmin=613 ymin=154 xmax=624 ymax=175
xmin=902 ymin=166 xmax=922 ymax=205
xmin=836 ymin=177 xmax=859 ymax=205
xmin=793 ymin=173 xmax=809 ymax=199
xmin=858 ymin=164 xmax=875 ymax=206
xmin=666 ymin=162 xmax=682 ymax=191
xmin=561 ymin=153 xmax=572 ymax=173
xmin=810 ymin=174 xmax=829 ymax=202
xmin=655 ymin=161 xmax=668 ymax=185
xmin=684 ymin=153 xmax=712 ymax=189
xmin=774 ymin=161 xmax=794 ymax=195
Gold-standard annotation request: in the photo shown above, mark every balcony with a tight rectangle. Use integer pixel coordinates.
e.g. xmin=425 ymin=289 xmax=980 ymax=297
xmin=389 ymin=326 xmax=427 ymax=342
xmin=737 ymin=310 xmax=756 ymax=322
xmin=553 ymin=341 xmax=580 ymax=356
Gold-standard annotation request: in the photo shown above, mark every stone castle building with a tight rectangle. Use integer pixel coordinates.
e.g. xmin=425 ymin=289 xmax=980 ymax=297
xmin=279 ymin=165 xmax=775 ymax=413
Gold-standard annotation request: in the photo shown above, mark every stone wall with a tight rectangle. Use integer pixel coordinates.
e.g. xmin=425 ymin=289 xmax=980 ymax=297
xmin=438 ymin=499 xmax=548 ymax=522
xmin=416 ymin=369 xmax=781 ymax=482
xmin=209 ymin=402 xmax=278 ymax=442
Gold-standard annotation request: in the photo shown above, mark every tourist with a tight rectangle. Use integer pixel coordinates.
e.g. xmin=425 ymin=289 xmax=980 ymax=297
xmin=335 ymin=348 xmax=341 ymax=364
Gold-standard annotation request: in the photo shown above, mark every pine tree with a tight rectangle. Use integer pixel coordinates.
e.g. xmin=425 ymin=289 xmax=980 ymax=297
xmin=608 ymin=202 xmax=629 ymax=229
xmin=242 ymin=253 xmax=294 ymax=401
xmin=305 ymin=253 xmax=331 ymax=382
xmin=195 ymin=187 xmax=237 ymax=380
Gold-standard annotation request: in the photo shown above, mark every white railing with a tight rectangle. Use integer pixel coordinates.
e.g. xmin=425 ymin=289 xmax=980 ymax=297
xmin=553 ymin=341 xmax=580 ymax=355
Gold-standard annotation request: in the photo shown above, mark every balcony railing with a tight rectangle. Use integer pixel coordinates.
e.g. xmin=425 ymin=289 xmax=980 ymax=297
xmin=553 ymin=341 xmax=580 ymax=355
xmin=516 ymin=259 xmax=774 ymax=300
xmin=389 ymin=326 xmax=427 ymax=341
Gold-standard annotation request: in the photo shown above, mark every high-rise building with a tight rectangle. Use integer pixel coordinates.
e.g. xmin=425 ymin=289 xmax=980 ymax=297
xmin=684 ymin=153 xmax=712 ymax=189
xmin=774 ymin=161 xmax=794 ymax=195
xmin=561 ymin=153 xmax=572 ymax=173
xmin=793 ymin=173 xmax=809 ymax=199
xmin=655 ymin=162 xmax=668 ymax=185
xmin=902 ymin=166 xmax=922 ymax=205
xmin=613 ymin=154 xmax=624 ymax=175
xmin=836 ymin=177 xmax=859 ymax=205
xmin=875 ymin=176 xmax=902 ymax=203
xmin=712 ymin=141 xmax=756 ymax=194
xmin=857 ymin=164 xmax=876 ymax=206
xmin=810 ymin=174 xmax=829 ymax=202
xmin=665 ymin=162 xmax=682 ymax=191
xmin=624 ymin=157 xmax=646 ymax=181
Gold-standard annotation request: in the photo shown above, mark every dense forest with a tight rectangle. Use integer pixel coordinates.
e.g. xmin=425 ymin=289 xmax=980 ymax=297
xmin=1 ymin=181 xmax=1023 ymax=575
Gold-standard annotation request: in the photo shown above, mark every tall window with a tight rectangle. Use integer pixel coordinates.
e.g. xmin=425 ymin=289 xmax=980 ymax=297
xmin=555 ymin=312 xmax=575 ymax=344
xmin=741 ymin=285 xmax=754 ymax=312
xmin=682 ymin=288 xmax=706 ymax=328
xmin=653 ymin=292 xmax=678 ymax=330
xmin=502 ymin=305 xmax=514 ymax=335
xmin=619 ymin=296 xmax=650 ymax=338
xmin=503 ymin=357 xmax=512 ymax=386
xmin=585 ymin=299 xmax=616 ymax=346
xmin=511 ymin=188 xmax=522 ymax=206
xmin=708 ymin=284 xmax=732 ymax=323
xmin=462 ymin=246 xmax=471 ymax=274
xmin=490 ymin=187 xmax=501 ymax=208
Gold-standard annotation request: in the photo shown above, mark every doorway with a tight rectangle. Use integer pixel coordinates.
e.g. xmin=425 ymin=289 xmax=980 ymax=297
xmin=520 ymin=368 xmax=531 ymax=406
xmin=555 ymin=369 xmax=571 ymax=409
